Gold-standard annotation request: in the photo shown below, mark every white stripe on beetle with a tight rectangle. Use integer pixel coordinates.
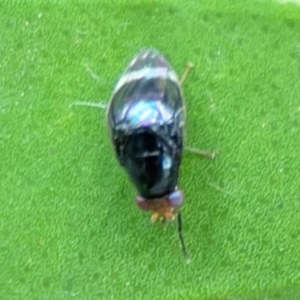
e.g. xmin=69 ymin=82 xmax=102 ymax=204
xmin=113 ymin=67 xmax=179 ymax=94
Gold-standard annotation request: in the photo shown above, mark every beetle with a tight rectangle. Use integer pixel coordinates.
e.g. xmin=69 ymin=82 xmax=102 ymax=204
xmin=75 ymin=49 xmax=215 ymax=262
xmin=106 ymin=48 xmax=194 ymax=261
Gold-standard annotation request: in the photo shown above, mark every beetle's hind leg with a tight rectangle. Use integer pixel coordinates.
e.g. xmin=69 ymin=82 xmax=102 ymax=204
xmin=180 ymin=63 xmax=216 ymax=159
xmin=184 ymin=147 xmax=216 ymax=159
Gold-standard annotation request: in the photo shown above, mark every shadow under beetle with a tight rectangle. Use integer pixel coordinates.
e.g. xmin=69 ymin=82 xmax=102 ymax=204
xmin=75 ymin=49 xmax=215 ymax=262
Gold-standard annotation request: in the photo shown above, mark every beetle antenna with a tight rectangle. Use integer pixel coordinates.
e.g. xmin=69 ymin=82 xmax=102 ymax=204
xmin=177 ymin=211 xmax=191 ymax=263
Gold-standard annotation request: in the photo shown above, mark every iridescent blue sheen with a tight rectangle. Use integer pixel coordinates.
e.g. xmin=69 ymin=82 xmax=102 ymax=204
xmin=168 ymin=190 xmax=183 ymax=207
xmin=107 ymin=49 xmax=185 ymax=199
xmin=126 ymin=99 xmax=173 ymax=128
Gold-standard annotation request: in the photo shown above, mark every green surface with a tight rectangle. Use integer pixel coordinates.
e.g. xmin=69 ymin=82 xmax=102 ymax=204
xmin=1 ymin=0 xmax=300 ymax=299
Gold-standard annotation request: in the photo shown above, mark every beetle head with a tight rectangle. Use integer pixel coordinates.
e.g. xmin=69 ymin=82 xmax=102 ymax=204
xmin=135 ymin=189 xmax=183 ymax=222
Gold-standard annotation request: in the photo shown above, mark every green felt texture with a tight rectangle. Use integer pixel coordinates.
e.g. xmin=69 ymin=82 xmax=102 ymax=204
xmin=1 ymin=0 xmax=300 ymax=299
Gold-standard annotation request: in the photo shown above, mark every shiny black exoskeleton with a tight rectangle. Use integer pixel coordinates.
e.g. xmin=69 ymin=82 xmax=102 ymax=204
xmin=107 ymin=49 xmax=185 ymax=218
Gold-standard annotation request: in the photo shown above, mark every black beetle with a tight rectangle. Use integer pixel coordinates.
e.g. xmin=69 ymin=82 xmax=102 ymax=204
xmin=75 ymin=49 xmax=215 ymax=262
xmin=107 ymin=49 xmax=193 ymax=260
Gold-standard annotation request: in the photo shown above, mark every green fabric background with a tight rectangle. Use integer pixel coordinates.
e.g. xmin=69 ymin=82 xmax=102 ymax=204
xmin=1 ymin=0 xmax=300 ymax=299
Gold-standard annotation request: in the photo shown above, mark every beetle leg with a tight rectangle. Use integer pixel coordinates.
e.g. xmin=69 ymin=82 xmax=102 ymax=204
xmin=151 ymin=212 xmax=160 ymax=223
xmin=180 ymin=63 xmax=216 ymax=159
xmin=184 ymin=147 xmax=217 ymax=159
xmin=164 ymin=209 xmax=176 ymax=221
xmin=72 ymin=101 xmax=107 ymax=109
xmin=151 ymin=210 xmax=175 ymax=223
xmin=179 ymin=62 xmax=194 ymax=86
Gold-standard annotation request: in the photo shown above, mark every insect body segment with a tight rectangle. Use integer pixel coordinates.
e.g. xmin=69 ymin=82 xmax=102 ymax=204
xmin=107 ymin=49 xmax=186 ymax=221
